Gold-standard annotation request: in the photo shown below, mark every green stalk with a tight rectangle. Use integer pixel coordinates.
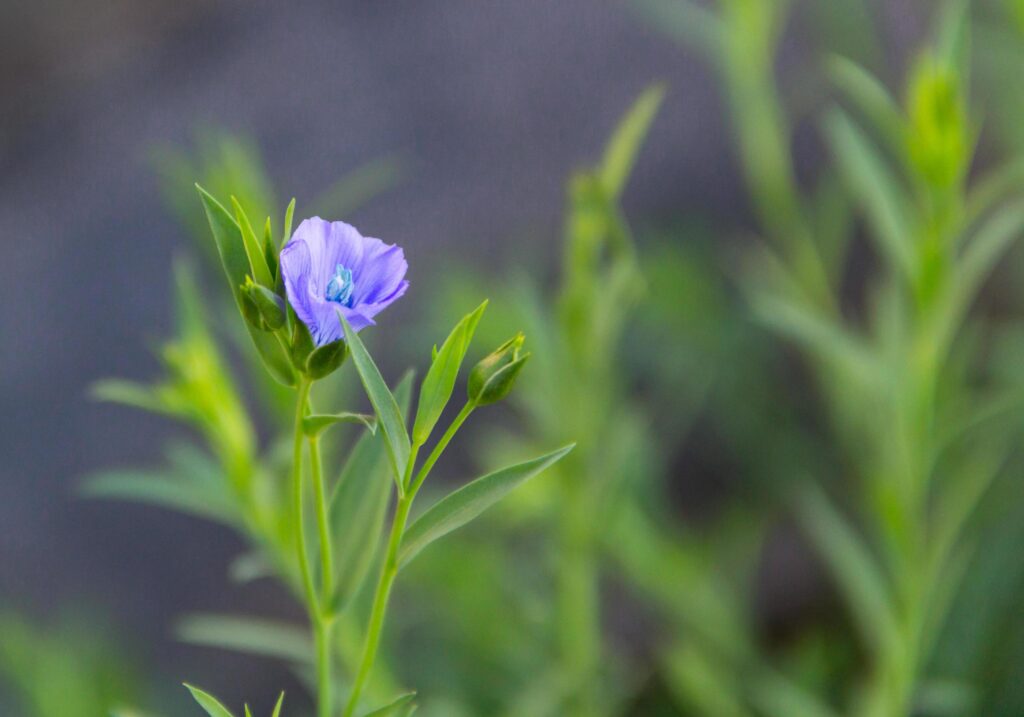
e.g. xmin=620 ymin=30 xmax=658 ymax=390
xmin=342 ymin=491 xmax=414 ymax=717
xmin=409 ymin=402 xmax=474 ymax=497
xmin=309 ymin=432 xmax=335 ymax=604
xmin=293 ymin=378 xmax=318 ymax=610
xmin=293 ymin=377 xmax=332 ymax=717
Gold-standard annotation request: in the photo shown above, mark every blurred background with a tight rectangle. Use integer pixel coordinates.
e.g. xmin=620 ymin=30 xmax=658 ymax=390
xmin=4 ymin=1 xmax=1024 ymax=716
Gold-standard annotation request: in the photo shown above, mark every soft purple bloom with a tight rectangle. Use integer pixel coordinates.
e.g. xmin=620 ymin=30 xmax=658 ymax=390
xmin=280 ymin=218 xmax=409 ymax=346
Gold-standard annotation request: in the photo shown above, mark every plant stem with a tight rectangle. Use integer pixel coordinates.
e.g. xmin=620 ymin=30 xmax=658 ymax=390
xmin=293 ymin=378 xmax=318 ymax=610
xmin=309 ymin=432 xmax=335 ymax=604
xmin=342 ymin=493 xmax=413 ymax=717
xmin=409 ymin=401 xmax=474 ymax=497
xmin=315 ymin=618 xmax=334 ymax=717
xmin=293 ymin=378 xmax=330 ymax=717
xmin=558 ymin=482 xmax=599 ymax=717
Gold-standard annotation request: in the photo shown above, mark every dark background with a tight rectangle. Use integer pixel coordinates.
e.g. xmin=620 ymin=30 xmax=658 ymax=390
xmin=0 ymin=0 xmax=923 ymax=710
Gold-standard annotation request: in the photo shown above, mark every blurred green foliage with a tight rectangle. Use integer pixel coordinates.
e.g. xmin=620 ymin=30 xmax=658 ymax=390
xmin=19 ymin=1 xmax=1024 ymax=715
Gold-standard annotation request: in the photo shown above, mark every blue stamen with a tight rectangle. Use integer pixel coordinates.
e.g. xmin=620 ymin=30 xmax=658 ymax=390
xmin=325 ymin=264 xmax=355 ymax=307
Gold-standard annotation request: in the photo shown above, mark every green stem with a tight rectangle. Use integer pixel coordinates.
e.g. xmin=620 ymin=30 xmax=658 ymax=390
xmin=409 ymin=401 xmax=474 ymax=498
xmin=342 ymin=494 xmax=413 ymax=717
xmin=293 ymin=378 xmax=318 ymax=610
xmin=315 ymin=618 xmax=334 ymax=717
xmin=309 ymin=432 xmax=335 ymax=605
xmin=293 ymin=378 xmax=330 ymax=717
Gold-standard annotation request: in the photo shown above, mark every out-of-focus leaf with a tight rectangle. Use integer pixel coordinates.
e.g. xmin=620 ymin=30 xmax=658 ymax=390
xmin=228 ymin=551 xmax=275 ymax=584
xmin=399 ymin=444 xmax=574 ymax=568
xmin=185 ymin=685 xmax=235 ymax=717
xmin=824 ymin=108 xmax=915 ymax=279
xmin=79 ymin=469 xmax=235 ymax=527
xmin=271 ymin=693 xmax=285 ymax=717
xmin=177 ymin=614 xmax=312 ymax=665
xmin=361 ymin=692 xmax=416 ymax=717
xmin=629 ymin=0 xmax=722 ymax=58
xmin=798 ymin=486 xmax=898 ymax=652
xmin=197 ymin=185 xmax=295 ymax=386
xmin=828 ymin=55 xmax=905 ymax=159
xmin=339 ymin=312 xmax=411 ymax=487
xmin=309 ymin=155 xmax=408 ymax=219
xmin=302 ymin=412 xmax=377 ymax=438
xmin=599 ymin=83 xmax=666 ymax=200
xmin=412 ymin=301 xmax=487 ymax=445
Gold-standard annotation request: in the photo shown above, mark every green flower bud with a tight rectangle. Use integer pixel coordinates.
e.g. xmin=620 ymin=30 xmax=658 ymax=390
xmin=289 ymin=314 xmax=315 ymax=370
xmin=468 ymin=333 xmax=530 ymax=406
xmin=306 ymin=339 xmax=348 ymax=380
xmin=242 ymin=278 xmax=287 ymax=331
xmin=906 ymin=54 xmax=968 ymax=189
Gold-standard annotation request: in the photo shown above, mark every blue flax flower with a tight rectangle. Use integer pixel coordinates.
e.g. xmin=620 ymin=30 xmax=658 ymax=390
xmin=280 ymin=218 xmax=409 ymax=346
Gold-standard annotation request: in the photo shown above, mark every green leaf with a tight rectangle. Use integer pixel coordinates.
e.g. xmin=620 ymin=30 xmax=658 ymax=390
xmin=271 ymin=693 xmax=285 ymax=717
xmin=399 ymin=444 xmax=574 ymax=568
xmin=282 ymin=198 xmax=296 ymax=248
xmin=798 ymin=486 xmax=898 ymax=652
xmin=600 ymin=83 xmax=666 ymax=200
xmin=629 ymin=0 xmax=722 ymax=59
xmin=244 ymin=706 xmax=253 ymax=717
xmin=231 ymin=196 xmax=274 ymax=287
xmin=329 ymin=372 xmax=414 ymax=612
xmin=303 ymin=412 xmax=377 ymax=437
xmin=79 ymin=468 xmax=236 ymax=527
xmin=828 ymin=55 xmax=905 ymax=159
xmin=309 ymin=154 xmax=409 ymax=218
xmin=411 ymin=301 xmax=488 ymax=445
xmin=823 ymin=108 xmax=915 ymax=279
xmin=185 ymin=684 xmax=235 ymax=717
xmin=177 ymin=614 xmax=312 ymax=665
xmin=361 ymin=692 xmax=417 ymax=717
xmin=339 ymin=312 xmax=411 ymax=488
xmin=197 ymin=185 xmax=295 ymax=386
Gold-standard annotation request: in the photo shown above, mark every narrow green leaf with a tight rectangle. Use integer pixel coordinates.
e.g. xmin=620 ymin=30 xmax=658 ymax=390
xmin=339 ymin=312 xmax=411 ymax=487
xmin=228 ymin=551 xmax=275 ymax=584
xmin=303 ymin=412 xmax=377 ymax=437
xmin=271 ymin=693 xmax=285 ymax=717
xmin=329 ymin=372 xmax=414 ymax=612
xmin=309 ymin=154 xmax=408 ymax=218
xmin=231 ymin=196 xmax=274 ymax=287
xmin=177 ymin=614 xmax=312 ymax=665
xmin=185 ymin=684 xmax=235 ymax=717
xmin=399 ymin=444 xmax=574 ymax=568
xmin=197 ymin=185 xmax=295 ymax=386
xmin=80 ymin=469 xmax=236 ymax=526
xmin=244 ymin=706 xmax=253 ymax=717
xmin=411 ymin=300 xmax=488 ymax=445
xmin=90 ymin=379 xmax=167 ymax=415
xmin=282 ymin=198 xmax=296 ymax=248
xmin=362 ymin=693 xmax=416 ymax=717
xmin=600 ymin=83 xmax=666 ymax=200
xmin=798 ymin=486 xmax=898 ymax=651
xmin=828 ymin=55 xmax=905 ymax=159
xmin=629 ymin=0 xmax=722 ymax=59
xmin=823 ymin=108 xmax=915 ymax=278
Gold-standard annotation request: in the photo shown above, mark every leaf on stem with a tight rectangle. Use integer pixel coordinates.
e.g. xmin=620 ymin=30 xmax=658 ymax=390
xmin=197 ymin=185 xmax=295 ymax=386
xmin=185 ymin=684 xmax=235 ymax=717
xmin=329 ymin=372 xmax=414 ymax=613
xmin=600 ymin=83 xmax=666 ymax=201
xmin=411 ymin=300 xmax=487 ymax=445
xmin=361 ymin=692 xmax=417 ymax=717
xmin=177 ymin=614 xmax=312 ymax=665
xmin=303 ymin=412 xmax=377 ymax=438
xmin=339 ymin=312 xmax=412 ymax=487
xmin=398 ymin=444 xmax=574 ymax=568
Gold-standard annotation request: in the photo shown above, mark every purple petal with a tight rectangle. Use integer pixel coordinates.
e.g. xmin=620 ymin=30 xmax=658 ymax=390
xmin=354 ymin=237 xmax=409 ymax=305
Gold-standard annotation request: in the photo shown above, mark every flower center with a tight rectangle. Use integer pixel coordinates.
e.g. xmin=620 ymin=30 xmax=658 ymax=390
xmin=325 ymin=264 xmax=355 ymax=307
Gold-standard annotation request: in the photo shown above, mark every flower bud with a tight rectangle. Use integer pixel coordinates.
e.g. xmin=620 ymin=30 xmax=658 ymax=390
xmin=906 ymin=54 xmax=968 ymax=189
xmin=468 ymin=333 xmax=530 ymax=406
xmin=242 ymin=278 xmax=287 ymax=331
xmin=306 ymin=339 xmax=348 ymax=379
